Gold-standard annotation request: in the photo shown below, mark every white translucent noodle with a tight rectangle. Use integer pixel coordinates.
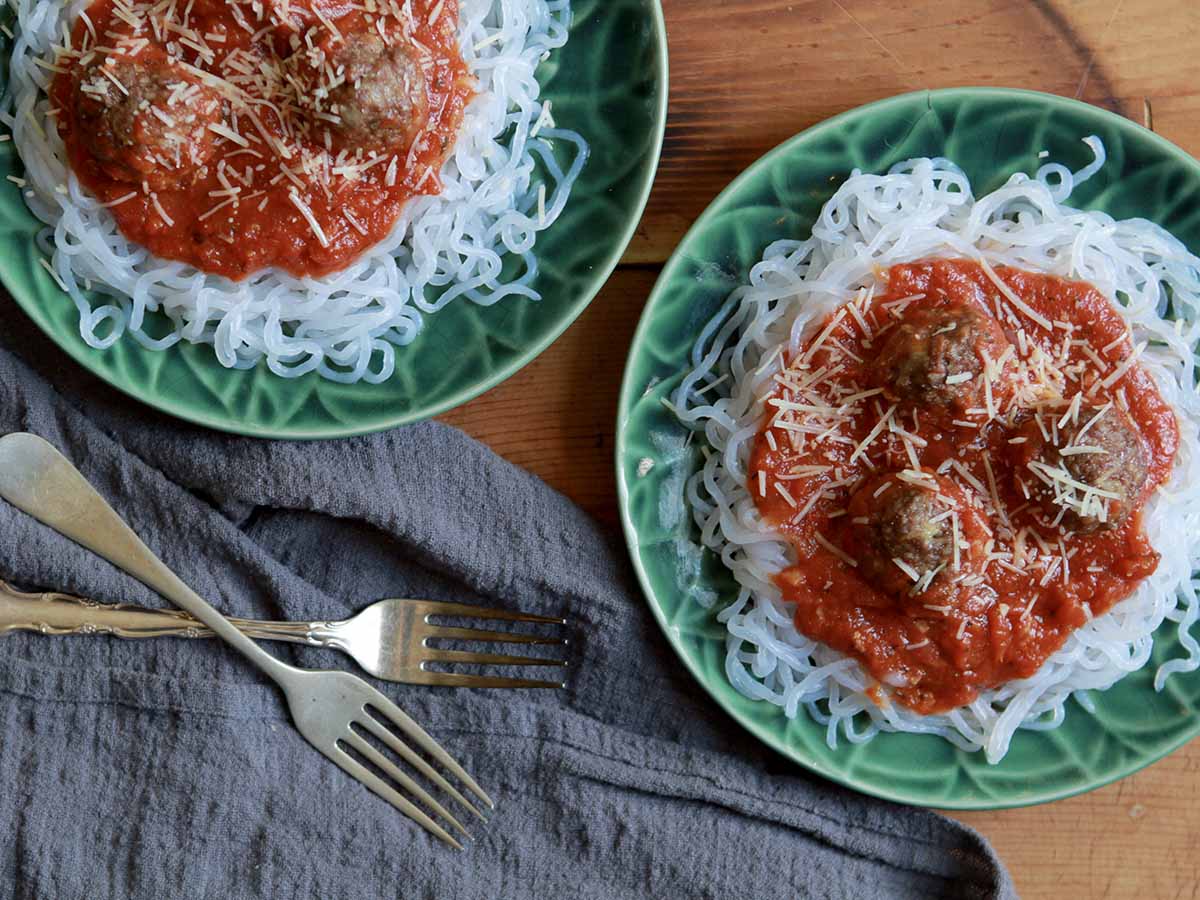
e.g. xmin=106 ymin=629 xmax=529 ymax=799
xmin=672 ymin=138 xmax=1200 ymax=763
xmin=1 ymin=0 xmax=588 ymax=382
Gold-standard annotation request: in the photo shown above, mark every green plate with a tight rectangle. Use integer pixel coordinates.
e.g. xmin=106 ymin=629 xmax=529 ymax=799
xmin=0 ymin=0 xmax=667 ymax=437
xmin=616 ymin=87 xmax=1200 ymax=810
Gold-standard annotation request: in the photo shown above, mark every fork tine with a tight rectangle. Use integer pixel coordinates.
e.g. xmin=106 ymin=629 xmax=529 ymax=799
xmin=343 ymin=730 xmax=469 ymax=837
xmin=362 ymin=687 xmax=494 ymax=809
xmin=424 ymin=624 xmax=568 ymax=646
xmin=424 ymin=648 xmax=568 ymax=668
xmin=328 ymin=745 xmax=463 ymax=850
xmin=414 ymin=600 xmax=567 ymax=626
xmin=412 ymin=671 xmax=568 ymax=689
xmin=357 ymin=715 xmax=487 ymax=822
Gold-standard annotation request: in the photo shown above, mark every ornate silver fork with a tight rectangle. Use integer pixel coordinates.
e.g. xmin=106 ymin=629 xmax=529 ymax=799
xmin=0 ymin=583 xmax=569 ymax=689
xmin=0 ymin=433 xmax=489 ymax=849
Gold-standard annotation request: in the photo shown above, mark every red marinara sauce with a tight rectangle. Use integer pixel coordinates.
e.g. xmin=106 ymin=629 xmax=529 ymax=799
xmin=749 ymin=258 xmax=1179 ymax=714
xmin=50 ymin=0 xmax=473 ymax=280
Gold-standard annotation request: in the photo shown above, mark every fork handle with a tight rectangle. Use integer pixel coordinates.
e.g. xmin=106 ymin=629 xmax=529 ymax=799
xmin=0 ymin=434 xmax=294 ymax=684
xmin=0 ymin=580 xmax=339 ymax=645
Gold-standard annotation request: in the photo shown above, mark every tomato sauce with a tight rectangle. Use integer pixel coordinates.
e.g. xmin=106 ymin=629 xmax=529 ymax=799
xmin=51 ymin=0 xmax=472 ymax=280
xmin=750 ymin=258 xmax=1179 ymax=714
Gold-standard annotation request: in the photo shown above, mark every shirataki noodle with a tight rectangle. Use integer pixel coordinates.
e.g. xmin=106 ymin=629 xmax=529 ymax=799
xmin=1 ymin=0 xmax=587 ymax=383
xmin=672 ymin=139 xmax=1200 ymax=763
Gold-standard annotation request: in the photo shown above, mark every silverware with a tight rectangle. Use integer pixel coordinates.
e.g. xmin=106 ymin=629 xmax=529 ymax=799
xmin=0 ymin=582 xmax=569 ymax=689
xmin=0 ymin=433 xmax=489 ymax=848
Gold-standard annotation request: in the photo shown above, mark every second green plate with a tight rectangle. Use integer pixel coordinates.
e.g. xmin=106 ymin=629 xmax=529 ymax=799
xmin=616 ymin=87 xmax=1200 ymax=810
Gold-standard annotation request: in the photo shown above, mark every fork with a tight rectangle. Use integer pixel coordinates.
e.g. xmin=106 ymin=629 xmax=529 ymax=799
xmin=0 ymin=433 xmax=488 ymax=849
xmin=0 ymin=582 xmax=569 ymax=688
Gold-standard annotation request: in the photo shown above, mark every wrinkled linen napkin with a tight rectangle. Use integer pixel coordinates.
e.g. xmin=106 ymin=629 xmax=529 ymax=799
xmin=0 ymin=306 xmax=1016 ymax=900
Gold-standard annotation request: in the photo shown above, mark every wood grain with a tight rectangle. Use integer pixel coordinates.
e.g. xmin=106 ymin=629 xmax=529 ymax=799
xmin=625 ymin=0 xmax=1200 ymax=266
xmin=954 ymin=746 xmax=1200 ymax=899
xmin=442 ymin=1 xmax=1200 ymax=896
xmin=441 ymin=267 xmax=656 ymax=525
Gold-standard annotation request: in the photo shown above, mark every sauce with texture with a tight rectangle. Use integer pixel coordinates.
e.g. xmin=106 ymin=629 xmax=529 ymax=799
xmin=749 ymin=258 xmax=1179 ymax=713
xmin=51 ymin=0 xmax=472 ymax=279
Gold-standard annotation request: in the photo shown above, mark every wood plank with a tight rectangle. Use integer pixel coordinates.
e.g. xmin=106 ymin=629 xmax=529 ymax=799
xmin=625 ymin=0 xmax=1200 ymax=265
xmin=951 ymin=745 xmax=1200 ymax=899
xmin=439 ymin=267 xmax=658 ymax=527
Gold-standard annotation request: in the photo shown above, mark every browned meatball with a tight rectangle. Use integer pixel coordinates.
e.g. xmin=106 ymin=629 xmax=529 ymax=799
xmin=1017 ymin=404 xmax=1149 ymax=533
xmin=876 ymin=303 xmax=1011 ymax=415
xmin=294 ymin=28 xmax=428 ymax=151
xmin=74 ymin=49 xmax=224 ymax=190
xmin=847 ymin=474 xmax=955 ymax=595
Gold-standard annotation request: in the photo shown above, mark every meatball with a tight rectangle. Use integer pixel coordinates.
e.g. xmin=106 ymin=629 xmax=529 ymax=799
xmin=295 ymin=28 xmax=428 ymax=151
xmin=847 ymin=474 xmax=956 ymax=595
xmin=875 ymin=303 xmax=1010 ymax=415
xmin=74 ymin=50 xmax=224 ymax=190
xmin=1018 ymin=403 xmax=1149 ymax=533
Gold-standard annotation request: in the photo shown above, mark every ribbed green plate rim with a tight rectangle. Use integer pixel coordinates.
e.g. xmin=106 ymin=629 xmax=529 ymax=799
xmin=0 ymin=0 xmax=667 ymax=438
xmin=616 ymin=87 xmax=1200 ymax=810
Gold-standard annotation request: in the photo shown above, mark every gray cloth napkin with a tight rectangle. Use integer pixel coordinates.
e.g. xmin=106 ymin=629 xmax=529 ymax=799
xmin=0 ymin=305 xmax=1017 ymax=900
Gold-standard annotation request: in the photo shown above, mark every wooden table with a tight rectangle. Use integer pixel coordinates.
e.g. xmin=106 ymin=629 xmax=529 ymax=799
xmin=442 ymin=1 xmax=1200 ymax=895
